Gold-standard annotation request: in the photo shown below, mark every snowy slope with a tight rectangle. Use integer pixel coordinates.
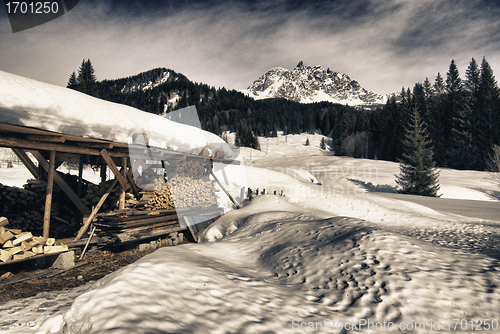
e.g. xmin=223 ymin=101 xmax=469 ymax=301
xmin=1 ymin=132 xmax=500 ymax=333
xmin=244 ymin=62 xmax=387 ymax=106
xmin=0 ymin=70 xmax=233 ymax=158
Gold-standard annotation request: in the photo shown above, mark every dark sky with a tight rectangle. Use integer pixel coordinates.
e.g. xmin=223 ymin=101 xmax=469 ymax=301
xmin=1 ymin=0 xmax=500 ymax=95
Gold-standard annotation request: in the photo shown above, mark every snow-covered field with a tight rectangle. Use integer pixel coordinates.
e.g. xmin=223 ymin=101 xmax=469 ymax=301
xmin=1 ymin=131 xmax=500 ymax=334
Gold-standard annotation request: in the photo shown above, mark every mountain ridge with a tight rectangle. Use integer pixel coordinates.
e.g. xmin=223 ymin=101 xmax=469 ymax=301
xmin=244 ymin=61 xmax=386 ymax=106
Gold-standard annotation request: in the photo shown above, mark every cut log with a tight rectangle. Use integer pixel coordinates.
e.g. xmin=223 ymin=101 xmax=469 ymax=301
xmin=0 ymin=217 xmax=8 ymax=227
xmin=8 ymin=229 xmax=22 ymax=235
xmin=32 ymin=245 xmax=44 ymax=254
xmin=0 ymin=250 xmax=12 ymax=262
xmin=0 ymin=271 xmax=14 ymax=280
xmin=2 ymin=240 xmax=13 ymax=248
xmin=0 ymin=227 xmax=5 ymax=235
xmin=44 ymin=245 xmax=69 ymax=254
xmin=13 ymin=251 xmax=35 ymax=261
xmin=0 ymin=231 xmax=14 ymax=245
xmin=46 ymin=238 xmax=55 ymax=246
xmin=33 ymin=237 xmax=47 ymax=245
xmin=7 ymin=246 xmax=23 ymax=255
xmin=21 ymin=239 xmax=39 ymax=251
xmin=12 ymin=232 xmax=33 ymax=246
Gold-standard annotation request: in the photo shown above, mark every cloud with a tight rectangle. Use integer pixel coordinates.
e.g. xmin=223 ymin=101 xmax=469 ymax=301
xmin=1 ymin=0 xmax=500 ymax=96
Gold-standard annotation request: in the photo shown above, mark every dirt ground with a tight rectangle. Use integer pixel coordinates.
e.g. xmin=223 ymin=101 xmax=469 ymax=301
xmin=0 ymin=246 xmax=164 ymax=303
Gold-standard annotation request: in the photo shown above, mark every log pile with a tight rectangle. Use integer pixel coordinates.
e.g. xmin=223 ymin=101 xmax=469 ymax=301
xmin=0 ymin=218 xmax=69 ymax=263
xmin=82 ymin=180 xmax=138 ymax=211
xmin=133 ymin=160 xmax=218 ymax=210
xmin=0 ymin=181 xmax=79 ymax=238
xmin=168 ymin=176 xmax=217 ymax=208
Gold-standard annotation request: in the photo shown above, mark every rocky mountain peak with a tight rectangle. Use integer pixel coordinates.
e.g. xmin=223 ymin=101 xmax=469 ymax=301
xmin=245 ymin=62 xmax=386 ymax=106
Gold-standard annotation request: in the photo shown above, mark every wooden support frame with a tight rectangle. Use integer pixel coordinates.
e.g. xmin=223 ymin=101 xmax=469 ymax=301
xmin=31 ymin=150 xmax=91 ymax=216
xmin=0 ymin=135 xmax=128 ymax=157
xmin=126 ymin=168 xmax=140 ymax=199
xmin=11 ymin=149 xmax=39 ymax=178
xmin=100 ymin=149 xmax=129 ymax=190
xmin=119 ymin=157 xmax=127 ymax=210
xmin=43 ymin=150 xmax=56 ymax=238
xmin=74 ymin=178 xmax=118 ymax=241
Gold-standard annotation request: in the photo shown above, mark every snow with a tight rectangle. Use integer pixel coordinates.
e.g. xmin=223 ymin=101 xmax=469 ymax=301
xmin=2 ymin=100 xmax=500 ymax=332
xmin=0 ymin=70 xmax=234 ymax=158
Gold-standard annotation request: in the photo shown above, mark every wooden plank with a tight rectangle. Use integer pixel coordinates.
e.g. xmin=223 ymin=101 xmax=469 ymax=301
xmin=76 ymin=142 xmax=113 ymax=149
xmin=74 ymin=178 xmax=118 ymax=241
xmin=0 ymin=135 xmax=129 ymax=157
xmin=126 ymin=168 xmax=140 ymax=199
xmin=100 ymin=149 xmax=129 ymax=190
xmin=43 ymin=150 xmax=56 ymax=239
xmin=115 ymin=224 xmax=187 ymax=244
xmin=95 ymin=215 xmax=179 ymax=229
xmin=0 ymin=217 xmax=8 ymax=227
xmin=25 ymin=135 xmax=65 ymax=143
xmin=96 ymin=220 xmax=178 ymax=234
xmin=11 ymin=149 xmax=39 ymax=179
xmin=31 ymin=150 xmax=91 ymax=216
xmin=119 ymin=157 xmax=127 ymax=210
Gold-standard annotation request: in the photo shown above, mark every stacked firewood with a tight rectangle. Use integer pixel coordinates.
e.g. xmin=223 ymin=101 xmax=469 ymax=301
xmin=0 ymin=218 xmax=68 ymax=263
xmin=168 ymin=176 xmax=217 ymax=208
xmin=83 ymin=180 xmax=128 ymax=211
xmin=136 ymin=160 xmax=217 ymax=210
xmin=0 ymin=182 xmax=79 ymax=238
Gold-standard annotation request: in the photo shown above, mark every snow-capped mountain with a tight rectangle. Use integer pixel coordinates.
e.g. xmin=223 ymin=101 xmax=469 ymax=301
xmin=245 ymin=61 xmax=386 ymax=106
xmin=100 ymin=68 xmax=183 ymax=94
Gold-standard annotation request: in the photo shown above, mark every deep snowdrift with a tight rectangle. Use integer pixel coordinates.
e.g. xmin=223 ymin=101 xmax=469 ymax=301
xmin=0 ymin=70 xmax=233 ymax=157
xmin=5 ymin=196 xmax=496 ymax=334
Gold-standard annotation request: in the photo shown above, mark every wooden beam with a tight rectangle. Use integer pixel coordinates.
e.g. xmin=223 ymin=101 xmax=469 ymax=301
xmin=76 ymin=142 xmax=114 ymax=149
xmin=0 ymin=135 xmax=128 ymax=157
xmin=119 ymin=157 xmax=127 ymax=210
xmin=25 ymin=135 xmax=65 ymax=143
xmin=100 ymin=149 xmax=129 ymax=190
xmin=78 ymin=154 xmax=84 ymax=197
xmin=74 ymin=179 xmax=118 ymax=241
xmin=43 ymin=151 xmax=56 ymax=238
xmin=126 ymin=168 xmax=140 ymax=199
xmin=11 ymin=149 xmax=39 ymax=179
xmin=210 ymin=171 xmax=240 ymax=209
xmin=31 ymin=151 xmax=91 ymax=216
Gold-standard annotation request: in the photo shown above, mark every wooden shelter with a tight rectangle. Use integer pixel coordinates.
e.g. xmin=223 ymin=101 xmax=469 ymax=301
xmin=0 ymin=122 xmax=238 ymax=256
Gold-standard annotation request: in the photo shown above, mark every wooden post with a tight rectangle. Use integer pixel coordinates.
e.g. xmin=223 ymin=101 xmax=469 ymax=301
xmin=77 ymin=154 xmax=84 ymax=197
xmin=12 ymin=149 xmax=39 ymax=179
xmin=100 ymin=162 xmax=106 ymax=183
xmin=43 ymin=150 xmax=56 ymax=239
xmin=74 ymin=178 xmax=118 ymax=241
xmin=100 ymin=149 xmax=129 ymax=190
xmin=31 ymin=151 xmax=91 ymax=216
xmin=119 ymin=157 xmax=127 ymax=210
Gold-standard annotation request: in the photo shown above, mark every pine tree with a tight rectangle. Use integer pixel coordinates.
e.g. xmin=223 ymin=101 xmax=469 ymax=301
xmin=67 ymin=71 xmax=78 ymax=90
xmin=320 ymin=137 xmax=326 ymax=150
xmin=395 ymin=107 xmax=440 ymax=197
xmin=477 ymin=57 xmax=500 ymax=169
xmin=76 ymin=59 xmax=98 ymax=97
xmin=450 ymin=58 xmax=481 ymax=169
xmin=305 ymin=138 xmax=310 ymax=146
xmin=434 ymin=72 xmax=445 ymax=95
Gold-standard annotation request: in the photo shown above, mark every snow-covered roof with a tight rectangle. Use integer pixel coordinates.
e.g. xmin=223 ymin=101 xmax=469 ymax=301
xmin=0 ymin=70 xmax=234 ymax=158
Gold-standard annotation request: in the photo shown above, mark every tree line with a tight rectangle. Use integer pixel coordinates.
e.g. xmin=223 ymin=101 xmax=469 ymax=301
xmin=67 ymin=57 xmax=500 ymax=172
xmin=372 ymin=57 xmax=499 ymax=171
